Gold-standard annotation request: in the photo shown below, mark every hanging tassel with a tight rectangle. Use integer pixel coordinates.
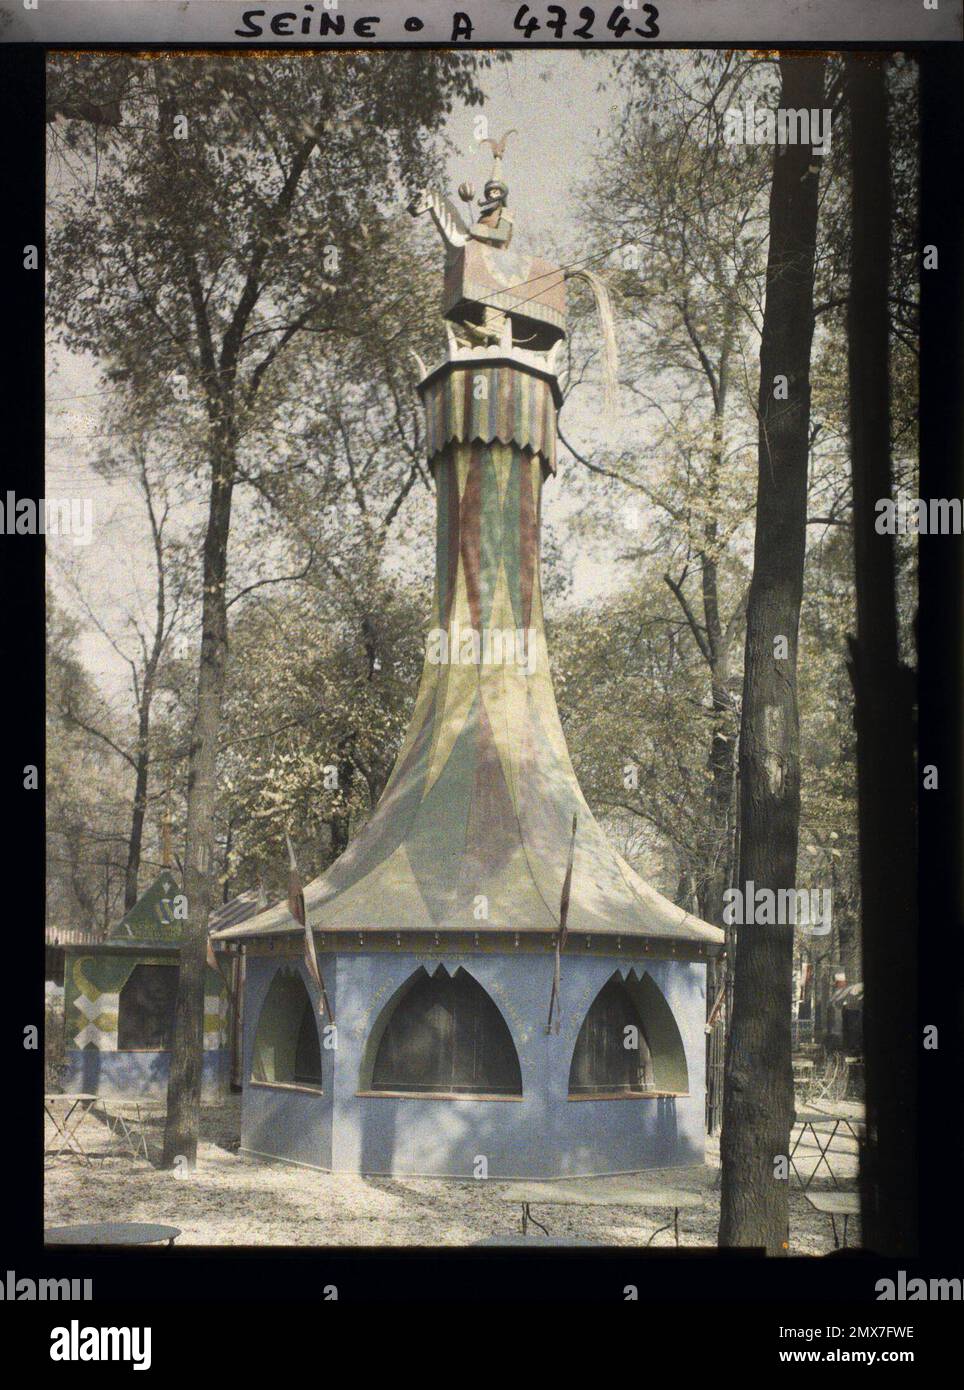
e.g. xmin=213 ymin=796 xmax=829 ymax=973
xmin=566 ymin=268 xmax=619 ymax=414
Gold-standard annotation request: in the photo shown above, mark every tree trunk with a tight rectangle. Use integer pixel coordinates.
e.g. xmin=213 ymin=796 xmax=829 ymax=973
xmin=846 ymin=54 xmax=918 ymax=1255
xmin=719 ymin=54 xmax=826 ymax=1252
xmin=329 ymin=762 xmax=354 ymax=861
xmin=702 ymin=640 xmax=738 ymax=927
xmin=162 ymin=431 xmax=235 ymax=1166
xmin=692 ymin=298 xmax=740 ymax=931
xmin=700 ymin=309 xmax=739 ymax=929
xmin=124 ymin=701 xmax=152 ymax=911
xmin=125 ymin=459 xmax=168 ymax=909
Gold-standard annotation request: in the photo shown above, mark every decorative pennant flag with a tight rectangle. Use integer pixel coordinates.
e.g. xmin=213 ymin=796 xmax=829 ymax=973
xmin=286 ymin=831 xmax=333 ymax=1021
xmin=704 ymin=979 xmax=726 ymax=1034
xmin=546 ymin=814 xmax=578 ymax=1034
xmin=206 ymin=932 xmax=238 ymax=1020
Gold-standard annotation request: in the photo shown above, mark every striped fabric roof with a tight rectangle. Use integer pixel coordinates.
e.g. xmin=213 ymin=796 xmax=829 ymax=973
xmin=216 ymin=361 xmax=723 ymax=952
xmin=421 ymin=361 xmax=560 ymax=473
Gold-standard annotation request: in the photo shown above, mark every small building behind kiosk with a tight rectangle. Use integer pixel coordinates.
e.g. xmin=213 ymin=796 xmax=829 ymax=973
xmin=60 ymin=873 xmax=260 ymax=1100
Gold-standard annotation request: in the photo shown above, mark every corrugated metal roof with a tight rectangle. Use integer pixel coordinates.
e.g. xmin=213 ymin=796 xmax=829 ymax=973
xmin=45 ymin=926 xmax=106 ymax=947
xmin=208 ymin=887 xmax=268 ymax=934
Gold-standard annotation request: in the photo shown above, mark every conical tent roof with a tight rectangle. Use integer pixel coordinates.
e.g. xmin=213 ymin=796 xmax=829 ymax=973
xmin=217 ymin=427 xmax=722 ymax=952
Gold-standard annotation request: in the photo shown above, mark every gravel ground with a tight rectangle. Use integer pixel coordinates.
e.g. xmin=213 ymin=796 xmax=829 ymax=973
xmin=44 ymin=1097 xmax=861 ymax=1251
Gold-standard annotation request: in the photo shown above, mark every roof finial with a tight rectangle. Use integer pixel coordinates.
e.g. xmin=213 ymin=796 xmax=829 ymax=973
xmin=479 ymin=128 xmax=516 ymax=188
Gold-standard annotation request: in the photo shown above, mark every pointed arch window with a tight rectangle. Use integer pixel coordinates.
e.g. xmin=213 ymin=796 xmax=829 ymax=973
xmin=251 ymin=968 xmax=322 ymax=1090
xmin=568 ymin=971 xmax=689 ymax=1098
xmin=369 ymin=967 xmax=522 ymax=1097
xmin=569 ymin=975 xmax=654 ymax=1095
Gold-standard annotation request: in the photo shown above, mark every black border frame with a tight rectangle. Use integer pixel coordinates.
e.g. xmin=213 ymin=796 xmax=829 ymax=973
xmin=2 ymin=29 xmax=961 ymax=1345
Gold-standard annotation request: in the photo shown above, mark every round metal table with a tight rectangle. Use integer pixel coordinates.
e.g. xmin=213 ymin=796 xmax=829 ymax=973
xmin=45 ymin=1222 xmax=181 ymax=1247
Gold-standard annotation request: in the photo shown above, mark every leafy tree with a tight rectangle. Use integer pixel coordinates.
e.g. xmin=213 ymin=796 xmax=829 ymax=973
xmin=719 ymin=54 xmax=829 ymax=1254
xmin=573 ymin=52 xmax=774 ymax=928
xmin=52 ymin=407 xmax=193 ymax=910
xmin=216 ymin=574 xmax=428 ymax=899
xmin=551 ymin=570 xmax=746 ymax=908
xmin=46 ymin=592 xmax=132 ymax=931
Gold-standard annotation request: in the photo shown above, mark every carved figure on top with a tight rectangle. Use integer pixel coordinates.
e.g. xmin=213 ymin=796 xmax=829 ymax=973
xmin=407 ymin=130 xmax=566 ymax=362
xmin=469 ymin=129 xmax=516 ymax=250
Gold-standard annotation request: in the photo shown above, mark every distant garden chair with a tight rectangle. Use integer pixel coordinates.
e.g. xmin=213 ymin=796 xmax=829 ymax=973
xmin=811 ymin=1052 xmax=849 ymax=1104
xmin=102 ymin=1100 xmax=153 ymax=1161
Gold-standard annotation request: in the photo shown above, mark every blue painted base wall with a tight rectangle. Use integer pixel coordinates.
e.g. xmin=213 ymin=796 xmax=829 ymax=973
xmin=240 ymin=951 xmax=707 ymax=1179
xmin=64 ymin=1047 xmax=229 ymax=1101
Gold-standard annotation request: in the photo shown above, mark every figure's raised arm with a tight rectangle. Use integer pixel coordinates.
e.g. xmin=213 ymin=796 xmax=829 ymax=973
xmin=406 ymin=188 xmax=470 ymax=251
